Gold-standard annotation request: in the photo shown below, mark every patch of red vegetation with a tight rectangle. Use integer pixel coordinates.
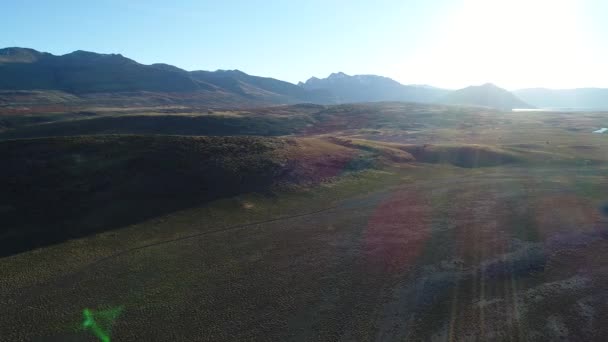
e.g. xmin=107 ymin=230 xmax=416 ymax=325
xmin=302 ymin=111 xmax=373 ymax=135
xmin=363 ymin=189 xmax=432 ymax=274
xmin=0 ymin=105 xmax=73 ymax=115
xmin=451 ymin=189 xmax=512 ymax=266
xmin=282 ymin=139 xmax=359 ymax=184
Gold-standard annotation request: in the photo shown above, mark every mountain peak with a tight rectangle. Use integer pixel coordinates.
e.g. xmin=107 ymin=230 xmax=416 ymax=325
xmin=0 ymin=47 xmax=41 ymax=55
xmin=328 ymin=72 xmax=348 ymax=79
xmin=299 ymin=71 xmax=449 ymax=103
xmin=213 ymin=69 xmax=248 ymax=76
xmin=461 ymin=83 xmax=503 ymax=91
xmin=0 ymin=47 xmax=46 ymax=63
xmin=63 ymin=50 xmax=130 ymax=61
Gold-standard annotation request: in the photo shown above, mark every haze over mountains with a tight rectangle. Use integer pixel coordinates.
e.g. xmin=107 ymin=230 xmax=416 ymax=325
xmin=514 ymin=88 xmax=608 ymax=110
xmin=2 ymin=47 xmax=607 ymax=110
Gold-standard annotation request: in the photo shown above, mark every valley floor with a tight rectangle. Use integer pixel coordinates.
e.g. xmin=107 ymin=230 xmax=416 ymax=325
xmin=2 ymin=103 xmax=608 ymax=341
xmin=2 ymin=163 xmax=608 ymax=341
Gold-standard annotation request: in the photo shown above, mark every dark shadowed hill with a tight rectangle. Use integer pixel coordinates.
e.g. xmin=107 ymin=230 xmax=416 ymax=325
xmin=441 ymin=83 xmax=533 ymax=110
xmin=0 ymin=134 xmax=407 ymax=256
xmin=300 ymin=72 xmax=448 ymax=103
xmin=0 ymin=48 xmax=207 ymax=93
xmin=0 ymin=136 xmax=287 ymax=255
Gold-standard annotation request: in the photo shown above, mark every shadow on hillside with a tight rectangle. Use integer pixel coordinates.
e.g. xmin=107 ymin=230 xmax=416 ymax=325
xmin=0 ymin=114 xmax=310 ymax=140
xmin=401 ymin=144 xmax=519 ymax=168
xmin=0 ymin=135 xmax=288 ymax=257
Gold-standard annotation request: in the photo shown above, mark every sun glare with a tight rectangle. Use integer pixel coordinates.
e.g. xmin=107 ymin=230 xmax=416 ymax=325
xmin=398 ymin=0 xmax=601 ymax=89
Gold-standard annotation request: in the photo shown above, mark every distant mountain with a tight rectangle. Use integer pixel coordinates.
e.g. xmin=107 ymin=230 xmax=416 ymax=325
xmin=441 ymin=83 xmax=533 ymax=110
xmin=299 ymin=72 xmax=449 ymax=104
xmin=0 ymin=48 xmax=205 ymax=93
xmin=0 ymin=47 xmax=331 ymax=105
xmin=514 ymin=88 xmax=608 ymax=110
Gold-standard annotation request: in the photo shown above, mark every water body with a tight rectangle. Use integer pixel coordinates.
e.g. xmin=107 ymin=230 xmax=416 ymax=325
xmin=513 ymin=108 xmax=608 ymax=112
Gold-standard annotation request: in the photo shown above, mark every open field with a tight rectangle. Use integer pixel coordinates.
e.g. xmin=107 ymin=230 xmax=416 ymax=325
xmin=2 ymin=103 xmax=608 ymax=341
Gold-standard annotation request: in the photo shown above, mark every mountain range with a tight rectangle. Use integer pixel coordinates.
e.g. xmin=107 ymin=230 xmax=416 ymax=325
xmin=2 ymin=47 xmax=606 ymax=110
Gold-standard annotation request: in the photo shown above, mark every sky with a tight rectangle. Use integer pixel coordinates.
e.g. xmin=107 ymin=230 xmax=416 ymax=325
xmin=2 ymin=0 xmax=607 ymax=89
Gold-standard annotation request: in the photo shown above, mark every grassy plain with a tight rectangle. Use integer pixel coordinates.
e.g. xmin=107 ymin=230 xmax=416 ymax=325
xmin=2 ymin=103 xmax=608 ymax=341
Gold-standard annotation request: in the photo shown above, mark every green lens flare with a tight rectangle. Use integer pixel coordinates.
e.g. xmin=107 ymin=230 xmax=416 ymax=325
xmin=81 ymin=307 xmax=123 ymax=342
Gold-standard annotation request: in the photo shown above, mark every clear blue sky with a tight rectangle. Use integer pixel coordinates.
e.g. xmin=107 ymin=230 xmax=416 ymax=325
xmin=3 ymin=0 xmax=607 ymax=89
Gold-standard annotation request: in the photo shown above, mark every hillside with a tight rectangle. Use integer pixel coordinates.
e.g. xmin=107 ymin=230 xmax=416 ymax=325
xmin=441 ymin=83 xmax=533 ymax=110
xmin=300 ymin=72 xmax=448 ymax=103
xmin=3 ymin=131 xmax=518 ymax=257
xmin=0 ymin=135 xmax=378 ymax=256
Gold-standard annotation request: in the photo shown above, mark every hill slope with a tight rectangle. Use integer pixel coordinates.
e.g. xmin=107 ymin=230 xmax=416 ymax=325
xmin=441 ymin=83 xmax=533 ymax=110
xmin=0 ymin=135 xmax=376 ymax=256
